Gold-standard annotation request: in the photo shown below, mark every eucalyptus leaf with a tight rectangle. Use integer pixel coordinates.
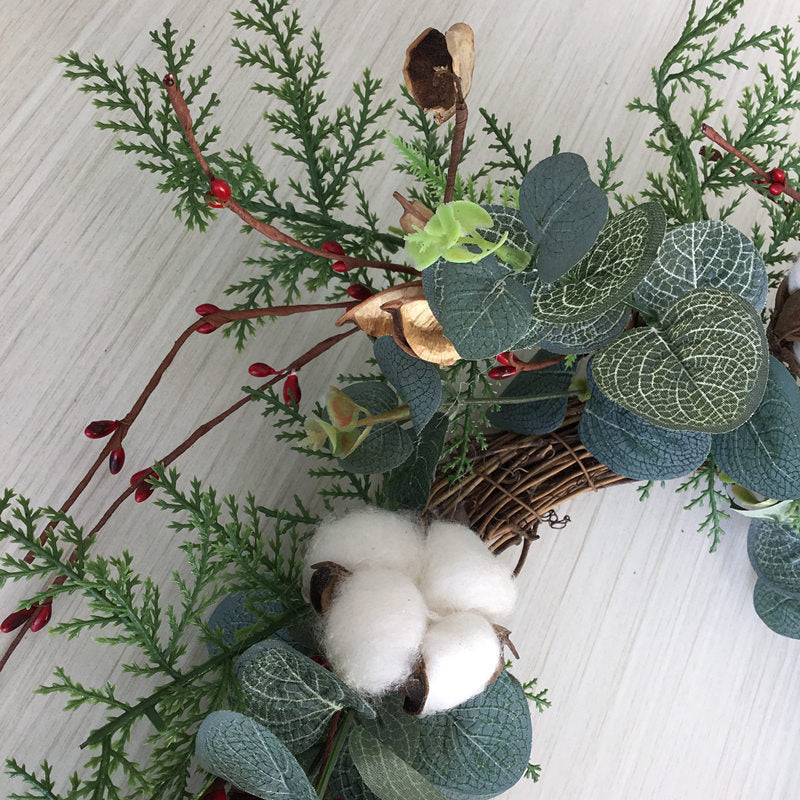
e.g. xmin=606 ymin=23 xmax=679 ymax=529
xmin=487 ymin=353 xmax=575 ymax=435
xmin=384 ymin=413 xmax=449 ymax=512
xmin=235 ymin=639 xmax=374 ymax=754
xmin=747 ymin=518 xmax=800 ymax=596
xmin=206 ymin=591 xmax=288 ymax=655
xmin=525 ymin=303 xmax=630 ymax=354
xmin=753 ymin=579 xmax=800 ymax=638
xmin=579 ymin=364 xmax=711 ymax=480
xmin=363 ymin=694 xmax=422 ymax=762
xmin=337 ymin=382 xmax=414 ymax=474
xmin=349 ymin=725 xmax=449 ymax=800
xmin=414 ymin=670 xmax=532 ymax=799
xmin=519 ymin=152 xmax=608 ymax=283
xmin=374 ymin=337 xmax=442 ymax=432
xmin=634 ymin=219 xmax=768 ymax=316
xmin=711 ymin=356 xmax=800 ymax=500
xmin=195 ymin=711 xmax=317 ymax=800
xmin=532 ymin=202 xmax=665 ymax=322
xmin=436 ymin=255 xmax=533 ymax=360
xmin=329 ymin=748 xmax=380 ymax=800
xmin=592 ymin=288 xmax=769 ymax=433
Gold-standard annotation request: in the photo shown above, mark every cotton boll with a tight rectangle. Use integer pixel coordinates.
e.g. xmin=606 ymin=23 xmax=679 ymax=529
xmin=420 ymin=611 xmax=502 ymax=715
xmin=323 ymin=567 xmax=428 ymax=696
xmin=787 ymin=257 xmax=800 ymax=294
xmin=302 ymin=508 xmax=425 ymax=595
xmin=420 ymin=520 xmax=517 ymax=620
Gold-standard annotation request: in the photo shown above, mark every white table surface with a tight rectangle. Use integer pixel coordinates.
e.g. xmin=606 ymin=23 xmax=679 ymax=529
xmin=2 ymin=1 xmax=799 ymax=798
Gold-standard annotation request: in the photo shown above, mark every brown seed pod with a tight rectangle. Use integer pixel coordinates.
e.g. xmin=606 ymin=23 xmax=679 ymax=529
xmin=403 ymin=23 xmax=474 ymax=124
xmin=335 ymin=280 xmax=424 ymax=338
xmin=394 ymin=192 xmax=435 ymax=234
xmin=401 ymin=657 xmax=430 ymax=716
xmin=308 ymin=561 xmax=352 ymax=614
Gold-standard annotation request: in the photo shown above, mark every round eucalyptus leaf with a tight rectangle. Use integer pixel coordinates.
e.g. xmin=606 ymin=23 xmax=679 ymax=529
xmin=206 ymin=591 xmax=289 ymax=655
xmin=592 ymin=288 xmax=769 ymax=433
xmin=531 ymin=202 xmax=665 ymax=323
xmin=579 ymin=366 xmax=710 ymax=480
xmin=711 ymin=356 xmax=800 ymax=500
xmin=195 ymin=711 xmax=317 ymax=800
xmin=747 ymin=518 xmax=800 ymax=595
xmin=753 ymin=580 xmax=800 ymax=639
xmin=519 ymin=303 xmax=630 ymax=353
xmin=519 ymin=152 xmax=608 ymax=283
xmin=634 ymin=219 xmax=767 ymax=316
xmin=413 ymin=670 xmax=531 ymax=799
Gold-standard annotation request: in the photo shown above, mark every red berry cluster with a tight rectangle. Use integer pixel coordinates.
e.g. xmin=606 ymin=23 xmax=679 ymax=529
xmin=488 ymin=352 xmax=518 ymax=380
xmin=768 ymin=167 xmax=787 ymax=197
xmin=130 ymin=468 xmax=158 ymax=503
xmin=206 ymin=178 xmax=232 ymax=208
xmin=247 ymin=363 xmax=300 ymax=406
xmin=195 ymin=302 xmax=220 ymax=334
xmin=0 ymin=601 xmax=52 ymax=634
xmin=322 ymin=240 xmax=350 ymax=273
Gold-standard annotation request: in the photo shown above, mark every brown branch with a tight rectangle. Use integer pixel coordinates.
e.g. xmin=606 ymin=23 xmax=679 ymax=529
xmin=443 ymin=76 xmax=468 ymax=204
xmin=701 ymin=124 xmax=800 ymax=203
xmin=163 ymin=75 xmax=419 ymax=278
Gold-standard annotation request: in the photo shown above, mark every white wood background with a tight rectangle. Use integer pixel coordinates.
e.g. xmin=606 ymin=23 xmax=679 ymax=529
xmin=2 ymin=1 xmax=799 ymax=798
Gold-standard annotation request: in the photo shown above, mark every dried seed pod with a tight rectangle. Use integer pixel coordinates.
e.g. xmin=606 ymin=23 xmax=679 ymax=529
xmin=403 ymin=23 xmax=474 ymax=124
xmin=335 ymin=280 xmax=424 ymax=339
xmin=401 ymin=658 xmax=429 ymax=715
xmin=308 ymin=560 xmax=352 ymax=614
xmin=396 ymin=298 xmax=461 ymax=366
xmin=395 ymin=193 xmax=435 ymax=235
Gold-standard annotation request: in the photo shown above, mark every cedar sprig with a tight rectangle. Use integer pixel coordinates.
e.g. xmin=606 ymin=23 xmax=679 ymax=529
xmin=676 ymin=458 xmax=732 ymax=553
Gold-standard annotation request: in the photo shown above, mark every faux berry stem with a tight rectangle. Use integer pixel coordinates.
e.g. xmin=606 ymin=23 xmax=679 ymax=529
xmin=443 ymin=76 xmax=468 ymax=204
xmin=314 ymin=709 xmax=355 ymax=798
xmin=701 ymin=123 xmax=800 ymax=203
xmin=163 ymin=75 xmax=419 ymax=278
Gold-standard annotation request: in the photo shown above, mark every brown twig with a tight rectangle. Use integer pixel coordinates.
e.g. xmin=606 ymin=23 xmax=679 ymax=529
xmin=163 ymin=74 xmax=419 ymax=278
xmin=701 ymin=123 xmax=800 ymax=203
xmin=443 ymin=76 xmax=468 ymax=204
xmin=509 ymin=353 xmax=566 ymax=372
xmin=0 ymin=327 xmax=358 ymax=671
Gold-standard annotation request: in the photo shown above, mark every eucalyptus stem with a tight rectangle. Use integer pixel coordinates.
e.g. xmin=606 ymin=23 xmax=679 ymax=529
xmin=314 ymin=709 xmax=356 ymax=798
xmin=459 ymin=390 xmax=578 ymax=406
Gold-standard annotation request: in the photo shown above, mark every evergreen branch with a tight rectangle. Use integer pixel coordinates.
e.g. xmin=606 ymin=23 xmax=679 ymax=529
xmin=676 ymin=458 xmax=731 ymax=552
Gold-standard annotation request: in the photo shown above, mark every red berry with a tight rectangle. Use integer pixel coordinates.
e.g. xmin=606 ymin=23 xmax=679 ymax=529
xmin=311 ymin=653 xmax=332 ymax=670
xmin=495 ymin=351 xmax=513 ymax=367
xmin=248 ymin=362 xmax=278 ymax=378
xmin=346 ymin=284 xmax=373 ymax=301
xmin=488 ymin=365 xmax=517 ymax=380
xmin=1 ymin=606 xmax=36 ymax=634
xmin=768 ymin=182 xmax=784 ymax=196
xmin=130 ymin=467 xmax=152 ymax=485
xmin=201 ymin=777 xmax=227 ymax=800
xmin=30 ymin=602 xmax=52 ymax=633
xmin=84 ymin=420 xmax=118 ymax=439
xmin=283 ymin=374 xmax=301 ymax=407
xmin=109 ymin=447 xmax=126 ymax=475
xmin=770 ymin=168 xmax=786 ymax=184
xmin=130 ymin=468 xmax=157 ymax=501
xmin=209 ymin=178 xmax=232 ymax=201
xmin=162 ymin=73 xmax=175 ymax=87
xmin=134 ymin=484 xmax=155 ymax=503
xmin=196 ymin=322 xmax=217 ymax=334
xmin=331 ymin=261 xmax=348 ymax=274
xmin=196 ymin=304 xmax=220 ymax=316
xmin=321 ymin=240 xmax=346 ymax=256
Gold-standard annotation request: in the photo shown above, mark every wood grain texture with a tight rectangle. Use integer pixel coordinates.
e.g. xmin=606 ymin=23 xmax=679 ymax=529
xmin=1 ymin=1 xmax=799 ymax=798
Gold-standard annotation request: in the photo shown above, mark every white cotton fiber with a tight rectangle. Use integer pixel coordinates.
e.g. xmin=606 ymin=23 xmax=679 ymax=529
xmin=420 ymin=520 xmax=517 ymax=620
xmin=788 ymin=257 xmax=800 ymax=294
xmin=302 ymin=507 xmax=425 ymax=595
xmin=420 ymin=611 xmax=502 ymax=715
xmin=322 ymin=567 xmax=428 ymax=696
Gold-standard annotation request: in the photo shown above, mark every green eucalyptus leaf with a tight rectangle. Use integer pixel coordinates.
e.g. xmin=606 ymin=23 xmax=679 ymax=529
xmin=414 ymin=670 xmax=532 ymax=799
xmin=592 ymin=288 xmax=768 ymax=433
xmin=195 ymin=711 xmax=317 ymax=800
xmin=487 ymin=353 xmax=575 ymax=435
xmin=634 ymin=220 xmax=768 ymax=316
xmin=532 ymin=203 xmax=665 ymax=322
xmin=374 ymin=337 xmax=441 ymax=432
xmin=753 ymin=579 xmax=800 ymax=638
xmin=435 ymin=255 xmax=533 ymax=360
xmin=236 ymin=640 xmax=375 ymax=754
xmin=384 ymin=413 xmax=449 ymax=512
xmin=711 ymin=356 xmax=800 ymax=500
xmin=514 ymin=303 xmax=630 ymax=353
xmin=206 ymin=591 xmax=289 ymax=655
xmin=329 ymin=748 xmax=380 ymax=800
xmin=747 ymin=518 xmax=800 ymax=596
xmin=579 ymin=364 xmax=711 ymax=480
xmin=337 ymin=382 xmax=414 ymax=474
xmin=349 ymin=725 xmax=449 ymax=800
xmin=363 ymin=694 xmax=422 ymax=762
xmin=519 ymin=152 xmax=608 ymax=283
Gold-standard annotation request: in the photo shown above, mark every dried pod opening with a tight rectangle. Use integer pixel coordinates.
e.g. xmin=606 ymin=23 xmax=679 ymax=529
xmin=401 ymin=657 xmax=430 ymax=715
xmin=404 ymin=28 xmax=455 ymax=111
xmin=309 ymin=560 xmax=352 ymax=614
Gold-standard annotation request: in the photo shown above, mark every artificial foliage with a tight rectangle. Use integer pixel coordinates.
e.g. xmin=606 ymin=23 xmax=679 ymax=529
xmin=3 ymin=0 xmax=800 ymax=798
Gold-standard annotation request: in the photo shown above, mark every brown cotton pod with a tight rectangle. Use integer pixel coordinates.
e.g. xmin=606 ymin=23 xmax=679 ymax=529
xmin=335 ymin=280 xmax=424 ymax=338
xmin=773 ymin=286 xmax=800 ymax=342
xmin=309 ymin=561 xmax=352 ymax=614
xmin=403 ymin=23 xmax=475 ymax=124
xmin=399 ymin=298 xmax=461 ymax=366
xmin=401 ymin=657 xmax=430 ymax=715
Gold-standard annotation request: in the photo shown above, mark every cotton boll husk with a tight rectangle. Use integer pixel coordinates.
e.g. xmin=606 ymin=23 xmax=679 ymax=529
xmin=787 ymin=257 xmax=800 ymax=294
xmin=323 ymin=567 xmax=428 ymax=696
xmin=302 ymin=508 xmax=425 ymax=596
xmin=420 ymin=520 xmax=517 ymax=620
xmin=420 ymin=611 xmax=502 ymax=715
